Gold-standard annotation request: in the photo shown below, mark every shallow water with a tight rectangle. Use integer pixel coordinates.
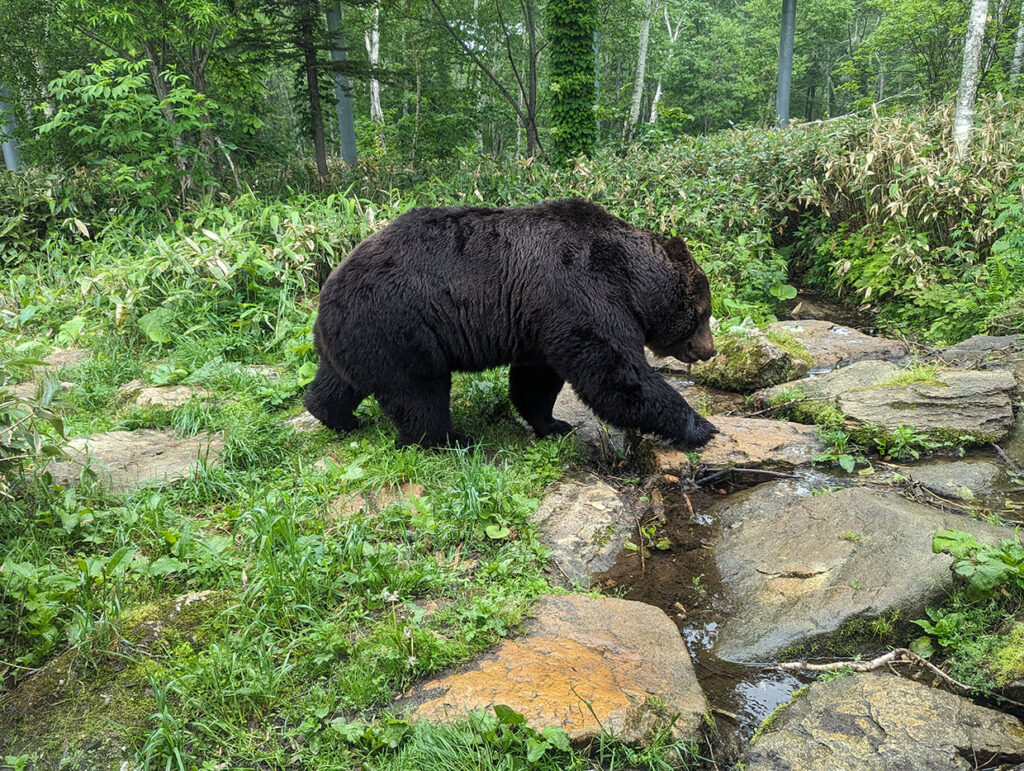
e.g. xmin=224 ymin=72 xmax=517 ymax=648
xmin=595 ymin=480 xmax=813 ymax=766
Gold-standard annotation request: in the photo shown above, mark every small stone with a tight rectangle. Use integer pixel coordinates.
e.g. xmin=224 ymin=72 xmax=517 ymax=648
xmin=766 ymin=319 xmax=909 ymax=372
xmin=42 ymin=348 xmax=91 ymax=370
xmin=530 ymin=476 xmax=634 ymax=587
xmin=744 ymin=673 xmax=1024 ymax=770
xmin=288 ymin=410 xmax=323 ymax=432
xmin=655 ymin=416 xmax=823 ymax=473
xmin=400 ymin=595 xmax=707 ymax=745
xmin=46 ymin=429 xmax=224 ymax=493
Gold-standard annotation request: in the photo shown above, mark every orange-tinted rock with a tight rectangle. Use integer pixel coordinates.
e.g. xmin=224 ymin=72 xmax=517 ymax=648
xmin=655 ymin=416 xmax=823 ymax=473
xmin=400 ymin=595 xmax=707 ymax=744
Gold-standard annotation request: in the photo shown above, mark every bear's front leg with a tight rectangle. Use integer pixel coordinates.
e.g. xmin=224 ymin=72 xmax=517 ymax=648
xmin=550 ymin=332 xmax=718 ymax=448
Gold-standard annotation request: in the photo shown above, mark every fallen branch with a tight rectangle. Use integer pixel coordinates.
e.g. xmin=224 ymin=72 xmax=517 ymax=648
xmin=778 ymin=648 xmax=1024 ymax=708
xmin=992 ymin=443 xmax=1024 ymax=477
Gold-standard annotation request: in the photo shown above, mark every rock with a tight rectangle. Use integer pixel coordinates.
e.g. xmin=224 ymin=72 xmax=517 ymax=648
xmin=46 ymin=429 xmax=224 ymax=493
xmin=655 ymin=417 xmax=823 ymax=473
xmin=288 ymin=410 xmax=324 ymax=432
xmin=755 ymin=360 xmax=1017 ymax=442
xmin=743 ymin=673 xmax=1024 ymax=771
xmin=552 ymin=388 xmax=627 ymax=463
xmin=933 ymin=334 xmax=1024 ymax=366
xmin=645 ymin=349 xmax=690 ymax=374
xmin=710 ymin=481 xmax=1015 ymax=662
xmin=42 ymin=348 xmax=91 ymax=370
xmin=400 ymin=595 xmax=707 ymax=744
xmin=130 ymin=385 xmax=211 ymax=408
xmin=237 ymin=364 xmax=280 ymax=380
xmin=766 ymin=320 xmax=909 ymax=373
xmin=904 ymin=459 xmax=1003 ymax=501
xmin=329 ymin=481 xmax=426 ymax=521
xmin=530 ymin=477 xmax=634 ymax=587
xmin=0 ymin=591 xmax=226 ymax=766
xmin=691 ymin=328 xmax=812 ymax=392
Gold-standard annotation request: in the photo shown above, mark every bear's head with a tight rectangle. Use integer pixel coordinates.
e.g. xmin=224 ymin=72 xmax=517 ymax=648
xmin=647 ymin=237 xmax=717 ymax=363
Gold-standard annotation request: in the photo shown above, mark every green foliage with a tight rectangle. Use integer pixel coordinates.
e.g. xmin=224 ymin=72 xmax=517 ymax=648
xmin=547 ymin=0 xmax=598 ymax=165
xmin=38 ymin=58 xmax=221 ymax=206
xmin=0 ymin=359 xmax=65 ymax=499
xmin=932 ymin=529 xmax=1024 ymax=599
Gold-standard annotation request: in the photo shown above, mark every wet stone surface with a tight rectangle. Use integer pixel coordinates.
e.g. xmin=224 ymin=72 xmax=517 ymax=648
xmin=766 ymin=319 xmax=909 ymax=373
xmin=399 ymin=594 xmax=707 ymax=745
xmin=743 ymin=672 xmax=1024 ymax=771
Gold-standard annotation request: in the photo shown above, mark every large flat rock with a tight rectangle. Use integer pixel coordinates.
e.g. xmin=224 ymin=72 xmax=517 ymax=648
xmin=755 ymin=360 xmax=1017 ymax=442
xmin=531 ymin=477 xmax=634 ymax=587
xmin=46 ymin=429 xmax=224 ymax=493
xmin=656 ymin=416 xmax=823 ymax=473
xmin=710 ymin=481 xmax=1015 ymax=662
xmin=904 ymin=459 xmax=1003 ymax=501
xmin=400 ymin=595 xmax=707 ymax=744
xmin=766 ymin=320 xmax=909 ymax=372
xmin=744 ymin=673 xmax=1024 ymax=770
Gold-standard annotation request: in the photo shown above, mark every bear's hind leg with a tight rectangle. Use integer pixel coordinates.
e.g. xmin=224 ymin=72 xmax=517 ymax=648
xmin=376 ymin=374 xmax=463 ymax=449
xmin=509 ymin=363 xmax=572 ymax=437
xmin=304 ymin=362 xmax=367 ymax=433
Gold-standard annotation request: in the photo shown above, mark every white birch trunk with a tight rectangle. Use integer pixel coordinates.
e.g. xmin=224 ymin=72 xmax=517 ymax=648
xmin=649 ymin=9 xmax=683 ymax=124
xmin=952 ymin=0 xmax=990 ymax=160
xmin=0 ymin=84 xmax=20 ymax=171
xmin=1012 ymin=0 xmax=1024 ymax=78
xmin=365 ymin=4 xmax=384 ymax=147
xmin=626 ymin=0 xmax=654 ymax=137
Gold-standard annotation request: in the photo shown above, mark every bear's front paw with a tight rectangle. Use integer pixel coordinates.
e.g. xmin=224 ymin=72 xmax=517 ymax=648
xmin=536 ymin=419 xmax=574 ymax=438
xmin=678 ymin=414 xmax=718 ymax=449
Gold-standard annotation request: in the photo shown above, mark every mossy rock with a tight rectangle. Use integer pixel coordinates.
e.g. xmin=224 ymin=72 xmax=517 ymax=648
xmin=0 ymin=591 xmax=230 ymax=767
xmin=692 ymin=328 xmax=812 ymax=392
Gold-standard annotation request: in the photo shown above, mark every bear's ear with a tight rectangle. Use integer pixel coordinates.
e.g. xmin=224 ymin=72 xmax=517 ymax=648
xmin=662 ymin=236 xmax=694 ymax=265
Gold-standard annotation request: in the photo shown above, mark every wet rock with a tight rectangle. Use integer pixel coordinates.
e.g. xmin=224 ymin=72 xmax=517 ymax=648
xmin=766 ymin=320 xmax=909 ymax=373
xmin=691 ymin=328 xmax=812 ymax=392
xmin=46 ymin=429 xmax=224 ymax=493
xmin=904 ymin=459 xmax=1003 ymax=501
xmin=710 ymin=482 xmax=1015 ymax=662
xmin=933 ymin=334 xmax=1024 ymax=366
xmin=531 ymin=477 xmax=634 ymax=587
xmin=400 ymin=594 xmax=707 ymax=744
xmin=743 ymin=673 xmax=1024 ymax=771
xmin=755 ymin=360 xmax=1017 ymax=442
xmin=655 ymin=417 xmax=823 ymax=473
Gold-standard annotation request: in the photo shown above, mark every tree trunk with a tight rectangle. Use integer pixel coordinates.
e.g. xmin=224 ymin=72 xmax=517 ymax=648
xmin=775 ymin=0 xmax=797 ymax=127
xmin=0 ymin=84 xmax=20 ymax=171
xmin=326 ymin=1 xmax=358 ymax=165
xmin=626 ymin=0 xmax=654 ymax=137
xmin=953 ymin=0 xmax=990 ymax=160
xmin=1012 ymin=0 xmax=1024 ymax=78
xmin=365 ymin=3 xmax=384 ymax=148
xmin=525 ymin=0 xmax=539 ymax=156
xmin=140 ymin=40 xmax=193 ymax=191
xmin=650 ymin=9 xmax=683 ymax=124
xmin=299 ymin=14 xmax=329 ymax=180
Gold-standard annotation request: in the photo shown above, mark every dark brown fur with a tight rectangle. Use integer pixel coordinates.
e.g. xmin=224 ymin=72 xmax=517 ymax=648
xmin=305 ymin=198 xmax=718 ymax=448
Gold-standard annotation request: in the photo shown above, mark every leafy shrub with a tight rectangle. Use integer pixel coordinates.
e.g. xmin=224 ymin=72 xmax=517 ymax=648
xmin=0 ymin=358 xmax=65 ymax=499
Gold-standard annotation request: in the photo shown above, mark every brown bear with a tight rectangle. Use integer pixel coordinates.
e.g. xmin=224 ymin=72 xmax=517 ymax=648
xmin=305 ymin=198 xmax=717 ymax=448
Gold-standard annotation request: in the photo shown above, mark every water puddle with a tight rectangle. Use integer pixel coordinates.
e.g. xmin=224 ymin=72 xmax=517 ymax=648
xmin=595 ymin=480 xmax=813 ymax=765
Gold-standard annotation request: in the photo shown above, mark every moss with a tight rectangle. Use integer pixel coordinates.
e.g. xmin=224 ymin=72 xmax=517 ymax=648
xmin=777 ymin=612 xmax=905 ymax=661
xmin=990 ymin=623 xmax=1024 ymax=686
xmin=874 ymin=364 xmax=944 ymax=389
xmin=750 ymin=685 xmax=809 ymax=741
xmin=692 ymin=330 xmax=812 ymax=392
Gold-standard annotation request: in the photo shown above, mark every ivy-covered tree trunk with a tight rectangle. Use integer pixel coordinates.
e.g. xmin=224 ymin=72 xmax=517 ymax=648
xmin=547 ymin=0 xmax=597 ymax=165
xmin=299 ymin=11 xmax=329 ymax=180
xmin=1012 ymin=0 xmax=1024 ymax=79
xmin=953 ymin=0 xmax=990 ymax=160
xmin=0 ymin=83 xmax=20 ymax=171
xmin=326 ymin=1 xmax=358 ymax=165
xmin=626 ymin=0 xmax=653 ymax=138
